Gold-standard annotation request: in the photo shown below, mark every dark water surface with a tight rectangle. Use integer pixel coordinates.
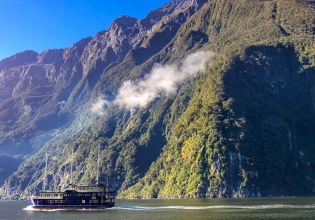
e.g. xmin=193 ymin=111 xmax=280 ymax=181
xmin=1 ymin=197 xmax=315 ymax=220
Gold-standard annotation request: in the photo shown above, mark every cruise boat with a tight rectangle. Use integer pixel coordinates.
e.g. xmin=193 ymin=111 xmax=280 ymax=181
xmin=25 ymin=145 xmax=115 ymax=210
xmin=26 ymin=183 xmax=115 ymax=210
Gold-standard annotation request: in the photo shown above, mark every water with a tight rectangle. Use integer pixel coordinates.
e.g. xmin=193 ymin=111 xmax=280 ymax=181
xmin=1 ymin=197 xmax=315 ymax=220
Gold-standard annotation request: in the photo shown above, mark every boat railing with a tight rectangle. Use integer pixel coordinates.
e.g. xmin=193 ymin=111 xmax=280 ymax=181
xmin=27 ymin=195 xmax=63 ymax=199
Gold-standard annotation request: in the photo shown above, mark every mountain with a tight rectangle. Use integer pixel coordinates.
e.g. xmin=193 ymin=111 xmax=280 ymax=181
xmin=1 ymin=0 xmax=315 ymax=200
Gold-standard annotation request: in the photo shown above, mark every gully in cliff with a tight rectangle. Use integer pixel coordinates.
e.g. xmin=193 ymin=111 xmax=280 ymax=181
xmin=25 ymin=145 xmax=115 ymax=210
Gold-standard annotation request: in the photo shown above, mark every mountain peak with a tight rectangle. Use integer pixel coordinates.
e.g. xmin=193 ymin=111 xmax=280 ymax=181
xmin=36 ymin=48 xmax=64 ymax=64
xmin=0 ymin=50 xmax=38 ymax=70
xmin=110 ymin=15 xmax=138 ymax=30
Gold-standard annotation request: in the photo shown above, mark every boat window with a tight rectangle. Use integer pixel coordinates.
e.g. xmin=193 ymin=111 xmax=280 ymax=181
xmin=90 ymin=200 xmax=99 ymax=204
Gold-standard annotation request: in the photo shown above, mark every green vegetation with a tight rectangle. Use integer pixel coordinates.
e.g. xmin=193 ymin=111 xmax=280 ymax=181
xmin=1 ymin=0 xmax=315 ymax=199
xmin=120 ymin=0 xmax=315 ymax=198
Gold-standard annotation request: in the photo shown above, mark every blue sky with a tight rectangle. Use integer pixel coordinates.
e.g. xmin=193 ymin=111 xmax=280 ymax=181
xmin=0 ymin=0 xmax=171 ymax=61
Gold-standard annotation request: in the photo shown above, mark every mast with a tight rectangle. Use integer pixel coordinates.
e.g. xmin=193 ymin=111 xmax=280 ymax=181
xmin=96 ymin=144 xmax=100 ymax=185
xmin=44 ymin=153 xmax=48 ymax=191
xmin=70 ymin=148 xmax=73 ymax=184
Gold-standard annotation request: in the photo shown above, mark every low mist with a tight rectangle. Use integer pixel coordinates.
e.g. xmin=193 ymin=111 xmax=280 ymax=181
xmin=91 ymin=51 xmax=214 ymax=115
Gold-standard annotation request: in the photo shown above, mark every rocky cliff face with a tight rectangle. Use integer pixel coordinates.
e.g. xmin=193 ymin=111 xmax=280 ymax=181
xmin=0 ymin=0 xmax=207 ymax=197
xmin=119 ymin=0 xmax=315 ymax=198
xmin=1 ymin=0 xmax=315 ymax=199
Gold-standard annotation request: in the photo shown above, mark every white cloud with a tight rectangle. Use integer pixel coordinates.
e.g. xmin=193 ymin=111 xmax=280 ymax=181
xmin=91 ymin=51 xmax=214 ymax=114
xmin=114 ymin=51 xmax=214 ymax=109
xmin=91 ymin=97 xmax=110 ymax=116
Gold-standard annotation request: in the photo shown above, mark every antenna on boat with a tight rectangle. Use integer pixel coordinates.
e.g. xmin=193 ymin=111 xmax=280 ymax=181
xmin=44 ymin=153 xmax=48 ymax=191
xmin=70 ymin=148 xmax=74 ymax=184
xmin=96 ymin=144 xmax=100 ymax=185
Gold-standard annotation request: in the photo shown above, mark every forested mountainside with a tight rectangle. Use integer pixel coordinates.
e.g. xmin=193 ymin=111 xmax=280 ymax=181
xmin=1 ymin=0 xmax=315 ymax=200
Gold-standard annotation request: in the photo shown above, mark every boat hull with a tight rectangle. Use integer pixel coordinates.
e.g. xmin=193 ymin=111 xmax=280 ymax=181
xmin=27 ymin=200 xmax=114 ymax=210
xmin=27 ymin=204 xmax=114 ymax=210
xmin=27 ymin=198 xmax=115 ymax=210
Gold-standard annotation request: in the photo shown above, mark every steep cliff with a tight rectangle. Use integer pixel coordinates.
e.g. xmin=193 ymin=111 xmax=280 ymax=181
xmin=120 ymin=0 xmax=315 ymax=198
xmin=0 ymin=0 xmax=208 ymax=197
xmin=1 ymin=0 xmax=315 ymax=199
